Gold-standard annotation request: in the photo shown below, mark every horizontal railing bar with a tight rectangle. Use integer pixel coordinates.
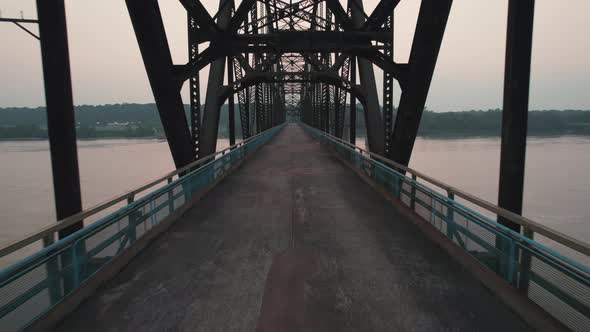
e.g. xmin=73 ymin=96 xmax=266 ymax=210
xmin=0 ymin=126 xmax=279 ymax=258
xmin=302 ymin=123 xmax=590 ymax=257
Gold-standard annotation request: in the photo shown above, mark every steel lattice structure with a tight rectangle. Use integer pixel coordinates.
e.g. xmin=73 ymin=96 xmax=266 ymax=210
xmin=5 ymin=0 xmax=536 ymax=236
xmin=125 ymin=0 xmax=452 ymax=166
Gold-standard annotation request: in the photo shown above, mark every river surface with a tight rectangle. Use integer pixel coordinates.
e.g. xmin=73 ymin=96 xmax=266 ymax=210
xmin=0 ymin=134 xmax=588 ymax=259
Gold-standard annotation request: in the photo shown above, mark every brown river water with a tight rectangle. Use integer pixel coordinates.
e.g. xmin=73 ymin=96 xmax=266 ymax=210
xmin=0 ymin=135 xmax=588 ymax=266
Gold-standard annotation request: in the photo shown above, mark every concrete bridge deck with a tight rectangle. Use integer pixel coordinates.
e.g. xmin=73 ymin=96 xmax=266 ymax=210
xmin=57 ymin=124 xmax=530 ymax=331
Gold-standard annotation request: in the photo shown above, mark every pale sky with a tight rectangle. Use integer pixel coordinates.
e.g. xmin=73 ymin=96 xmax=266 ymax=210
xmin=0 ymin=0 xmax=588 ymax=112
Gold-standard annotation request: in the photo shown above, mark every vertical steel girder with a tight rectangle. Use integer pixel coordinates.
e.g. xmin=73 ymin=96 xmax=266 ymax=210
xmin=266 ymin=82 xmax=271 ymax=129
xmin=388 ymin=0 xmax=453 ymax=167
xmin=326 ymin=8 xmax=334 ymax=135
xmin=273 ymin=84 xmax=283 ymax=126
xmin=188 ymin=15 xmax=202 ymax=159
xmin=126 ymin=0 xmax=193 ymax=168
xmin=264 ymin=82 xmax=270 ymax=130
xmin=251 ymin=2 xmax=262 ymax=134
xmin=227 ymin=57 xmax=236 ymax=146
xmin=382 ymin=13 xmax=394 ymax=155
xmin=349 ymin=56 xmax=357 ymax=145
xmin=321 ymin=80 xmax=329 ymax=132
xmin=233 ymin=56 xmax=251 ymax=139
xmin=37 ymin=0 xmax=83 ymax=238
xmin=335 ymin=56 xmax=351 ymax=139
xmin=199 ymin=0 xmax=233 ymax=157
xmin=497 ymin=0 xmax=535 ymax=233
xmin=314 ymin=83 xmax=321 ymax=127
xmin=350 ymin=0 xmax=385 ymax=155
xmin=256 ymin=82 xmax=264 ymax=132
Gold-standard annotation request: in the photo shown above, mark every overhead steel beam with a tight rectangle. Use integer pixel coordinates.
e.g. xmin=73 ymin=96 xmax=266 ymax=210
xmin=256 ymin=53 xmax=279 ymax=72
xmin=219 ymin=71 xmax=366 ymax=104
xmin=235 ymin=53 xmax=254 ymax=72
xmin=362 ymin=0 xmax=401 ymax=31
xmin=324 ymin=0 xmax=355 ymax=30
xmin=351 ymin=0 xmax=385 ymax=155
xmin=233 ymin=30 xmax=392 ymax=44
xmin=388 ymin=0 xmax=452 ymax=167
xmin=199 ymin=0 xmax=233 ymax=157
xmin=37 ymin=0 xmax=83 ymax=238
xmin=497 ymin=0 xmax=535 ymax=233
xmin=179 ymin=0 xmax=220 ymax=35
xmin=304 ymin=54 xmax=328 ymax=71
xmin=173 ymin=29 xmax=403 ymax=79
xmin=229 ymin=0 xmax=257 ymax=33
xmin=126 ymin=0 xmax=194 ymax=169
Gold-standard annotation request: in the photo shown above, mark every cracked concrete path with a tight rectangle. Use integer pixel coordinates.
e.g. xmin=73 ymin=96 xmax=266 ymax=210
xmin=58 ymin=124 xmax=531 ymax=331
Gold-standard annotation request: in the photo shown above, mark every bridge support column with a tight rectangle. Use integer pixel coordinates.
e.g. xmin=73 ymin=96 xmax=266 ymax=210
xmin=126 ymin=0 xmax=193 ymax=169
xmin=350 ymin=0 xmax=385 ymax=155
xmin=37 ymin=0 xmax=83 ymax=239
xmin=37 ymin=0 xmax=83 ymax=301
xmin=388 ymin=0 xmax=452 ymax=168
xmin=497 ymin=0 xmax=535 ymax=233
xmin=496 ymin=1 xmax=535 ymax=291
xmin=200 ymin=0 xmax=233 ymax=156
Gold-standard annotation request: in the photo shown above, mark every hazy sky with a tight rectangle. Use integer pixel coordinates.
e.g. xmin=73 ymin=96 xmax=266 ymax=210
xmin=0 ymin=0 xmax=588 ymax=112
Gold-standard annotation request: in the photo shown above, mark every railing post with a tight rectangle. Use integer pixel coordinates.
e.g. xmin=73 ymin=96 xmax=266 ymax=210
xmin=446 ymin=190 xmax=455 ymax=239
xmin=507 ymin=239 xmax=517 ymax=285
xmin=43 ymin=235 xmax=61 ymax=305
xmin=497 ymin=234 xmax=517 ymax=285
xmin=410 ymin=174 xmax=417 ymax=210
xmin=149 ymin=200 xmax=157 ymax=226
xmin=518 ymin=227 xmax=533 ymax=294
xmin=182 ymin=171 xmax=195 ymax=208
xmin=127 ymin=195 xmax=137 ymax=243
xmin=71 ymin=243 xmax=81 ymax=289
xmin=167 ymin=177 xmax=174 ymax=214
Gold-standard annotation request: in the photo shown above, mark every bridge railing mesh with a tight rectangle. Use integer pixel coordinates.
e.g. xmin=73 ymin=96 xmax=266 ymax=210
xmin=0 ymin=125 xmax=283 ymax=332
xmin=303 ymin=124 xmax=590 ymax=332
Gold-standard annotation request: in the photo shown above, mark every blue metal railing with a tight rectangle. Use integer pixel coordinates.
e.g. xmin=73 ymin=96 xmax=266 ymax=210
xmin=0 ymin=124 xmax=284 ymax=332
xmin=302 ymin=123 xmax=590 ymax=332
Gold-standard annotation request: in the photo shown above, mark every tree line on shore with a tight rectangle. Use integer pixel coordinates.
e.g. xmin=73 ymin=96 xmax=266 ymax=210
xmin=0 ymin=103 xmax=589 ymax=139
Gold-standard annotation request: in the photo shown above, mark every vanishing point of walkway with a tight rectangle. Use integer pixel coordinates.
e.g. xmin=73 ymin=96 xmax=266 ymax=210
xmin=58 ymin=124 xmax=530 ymax=331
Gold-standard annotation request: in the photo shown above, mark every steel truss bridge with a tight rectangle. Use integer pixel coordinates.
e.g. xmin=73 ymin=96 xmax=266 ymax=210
xmin=0 ymin=0 xmax=589 ymax=331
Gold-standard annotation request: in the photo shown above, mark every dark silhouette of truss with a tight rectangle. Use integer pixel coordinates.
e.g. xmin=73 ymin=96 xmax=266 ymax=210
xmin=5 ymin=0 xmax=533 ymax=236
xmin=125 ymin=0 xmax=452 ymax=165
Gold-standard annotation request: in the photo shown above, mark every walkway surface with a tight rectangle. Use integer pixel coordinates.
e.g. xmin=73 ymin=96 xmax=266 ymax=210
xmin=58 ymin=124 xmax=530 ymax=331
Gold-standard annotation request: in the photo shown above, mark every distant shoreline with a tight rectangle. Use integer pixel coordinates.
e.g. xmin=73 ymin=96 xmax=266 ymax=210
xmin=0 ymin=136 xmax=164 ymax=142
xmin=1 ymin=104 xmax=589 ymax=140
xmin=2 ymin=132 xmax=590 ymax=142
